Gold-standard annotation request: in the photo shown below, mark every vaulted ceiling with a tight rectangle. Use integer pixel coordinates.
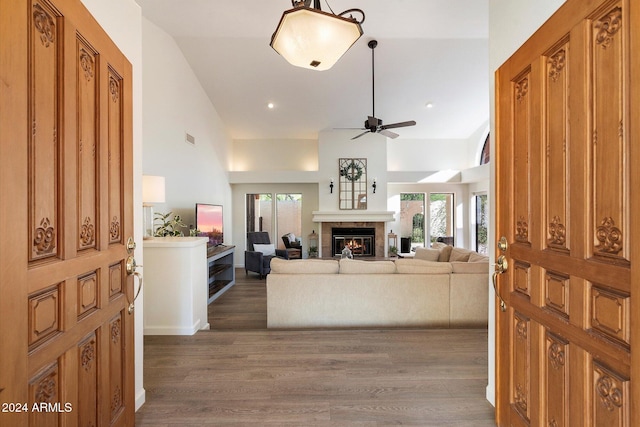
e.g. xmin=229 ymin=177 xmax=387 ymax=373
xmin=135 ymin=0 xmax=489 ymax=141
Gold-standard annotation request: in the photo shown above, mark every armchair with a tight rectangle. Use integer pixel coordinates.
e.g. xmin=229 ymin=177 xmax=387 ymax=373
xmin=281 ymin=233 xmax=302 ymax=259
xmin=245 ymin=232 xmax=288 ymax=278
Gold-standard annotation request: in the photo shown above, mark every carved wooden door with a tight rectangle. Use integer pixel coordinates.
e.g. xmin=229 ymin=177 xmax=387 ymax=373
xmin=0 ymin=0 xmax=135 ymax=425
xmin=494 ymin=0 xmax=640 ymax=425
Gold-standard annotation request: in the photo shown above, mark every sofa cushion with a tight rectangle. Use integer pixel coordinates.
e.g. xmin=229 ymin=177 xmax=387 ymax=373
xmin=270 ymin=257 xmax=339 ymax=274
xmin=395 ymin=258 xmax=453 ymax=274
xmin=451 ymin=261 xmax=489 ymax=274
xmin=339 ymin=258 xmax=396 ymax=274
xmin=431 ymin=242 xmax=447 ymax=249
xmin=438 ymin=245 xmax=453 ymax=262
xmin=468 ymin=252 xmax=489 ymax=263
xmin=414 ymin=247 xmax=441 ymax=262
xmin=253 ymin=243 xmax=275 ymax=256
xmin=449 ymin=247 xmax=471 ymax=262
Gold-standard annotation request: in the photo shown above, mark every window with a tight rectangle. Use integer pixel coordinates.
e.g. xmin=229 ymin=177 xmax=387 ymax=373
xmin=246 ymin=193 xmax=303 ymax=250
xmin=475 ymin=194 xmax=488 ymax=255
xmin=429 ymin=193 xmax=454 ymax=245
xmin=400 ymin=193 xmax=425 ymax=250
xmin=276 ymin=194 xmax=302 ymax=249
xmin=480 ymin=133 xmax=490 ymax=165
xmin=246 ymin=193 xmax=273 ymax=237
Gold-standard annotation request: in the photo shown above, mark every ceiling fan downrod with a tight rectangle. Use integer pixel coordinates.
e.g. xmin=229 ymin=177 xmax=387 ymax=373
xmin=369 ymin=39 xmax=377 ymax=119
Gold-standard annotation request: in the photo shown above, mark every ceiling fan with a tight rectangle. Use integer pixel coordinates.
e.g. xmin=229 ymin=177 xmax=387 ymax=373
xmin=349 ymin=40 xmax=416 ymax=140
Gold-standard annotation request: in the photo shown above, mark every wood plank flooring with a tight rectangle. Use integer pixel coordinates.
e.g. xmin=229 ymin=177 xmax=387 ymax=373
xmin=208 ymin=269 xmax=268 ymax=329
xmin=136 ymin=269 xmax=496 ymax=426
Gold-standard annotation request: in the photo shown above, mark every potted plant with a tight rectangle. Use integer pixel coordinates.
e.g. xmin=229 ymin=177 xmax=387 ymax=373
xmin=153 ymin=212 xmax=187 ymax=237
xmin=308 ymin=245 xmax=318 ymax=258
xmin=388 ymin=245 xmax=398 ymax=257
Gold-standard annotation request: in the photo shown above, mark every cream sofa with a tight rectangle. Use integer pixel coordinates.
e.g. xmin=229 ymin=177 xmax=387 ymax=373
xmin=266 ymin=246 xmax=489 ymax=329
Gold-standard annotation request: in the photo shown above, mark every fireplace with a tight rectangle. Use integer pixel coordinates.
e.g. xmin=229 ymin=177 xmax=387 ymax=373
xmin=320 ymin=222 xmax=385 ymax=257
xmin=332 ymin=227 xmax=375 ymax=257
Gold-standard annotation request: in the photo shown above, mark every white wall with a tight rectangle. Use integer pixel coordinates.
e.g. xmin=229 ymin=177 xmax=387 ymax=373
xmin=486 ymin=0 xmax=567 ymax=407
xmin=231 ymin=139 xmax=318 ymax=172
xmin=317 ymin=130 xmax=389 ymax=212
xmin=141 ymin=18 xmax=233 ymax=241
xmin=80 ymin=0 xmax=145 ymax=410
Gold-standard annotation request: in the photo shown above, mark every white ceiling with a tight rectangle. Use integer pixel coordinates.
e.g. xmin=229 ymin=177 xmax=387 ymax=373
xmin=135 ymin=0 xmax=489 ymax=141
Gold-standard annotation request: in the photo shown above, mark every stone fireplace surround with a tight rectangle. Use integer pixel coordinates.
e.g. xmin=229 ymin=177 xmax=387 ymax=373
xmin=321 ymin=222 xmax=386 ymax=258
xmin=312 ymin=211 xmax=395 ymax=259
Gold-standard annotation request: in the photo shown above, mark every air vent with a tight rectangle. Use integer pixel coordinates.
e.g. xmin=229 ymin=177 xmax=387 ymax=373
xmin=185 ymin=133 xmax=195 ymax=145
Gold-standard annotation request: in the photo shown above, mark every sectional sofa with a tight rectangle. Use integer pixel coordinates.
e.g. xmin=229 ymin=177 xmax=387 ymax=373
xmin=266 ymin=245 xmax=489 ymax=329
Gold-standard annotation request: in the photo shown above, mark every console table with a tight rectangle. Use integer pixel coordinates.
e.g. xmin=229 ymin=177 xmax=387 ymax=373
xmin=143 ymin=237 xmax=210 ymax=335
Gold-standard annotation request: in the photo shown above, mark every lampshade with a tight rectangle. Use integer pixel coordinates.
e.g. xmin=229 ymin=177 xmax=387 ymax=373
xmin=270 ymin=6 xmax=363 ymax=71
xmin=142 ymin=175 xmax=165 ymax=204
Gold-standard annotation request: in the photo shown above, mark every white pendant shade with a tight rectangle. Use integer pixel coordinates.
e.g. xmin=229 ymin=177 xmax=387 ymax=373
xmin=270 ymin=7 xmax=363 ymax=71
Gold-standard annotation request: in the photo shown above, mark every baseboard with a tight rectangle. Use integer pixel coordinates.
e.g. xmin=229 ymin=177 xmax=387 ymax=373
xmin=486 ymin=383 xmax=495 ymax=407
xmin=144 ymin=319 xmax=201 ymax=335
xmin=135 ymin=388 xmax=146 ymax=411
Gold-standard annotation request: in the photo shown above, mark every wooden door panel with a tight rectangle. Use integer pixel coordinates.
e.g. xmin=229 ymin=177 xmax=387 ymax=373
xmin=512 ymin=70 xmax=532 ymax=247
xmin=496 ymin=0 xmax=637 ymax=425
xmin=107 ymin=67 xmax=124 ymax=246
xmin=76 ymin=36 xmax=99 ymax=252
xmin=544 ymin=40 xmax=570 ymax=254
xmin=29 ymin=1 xmax=61 ymax=263
xmin=0 ymin=0 xmax=134 ymax=425
xmin=591 ymin=5 xmax=628 ymax=266
xmin=545 ymin=332 xmax=569 ymax=427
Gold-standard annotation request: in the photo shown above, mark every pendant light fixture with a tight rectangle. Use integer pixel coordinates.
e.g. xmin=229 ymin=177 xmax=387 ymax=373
xmin=270 ymin=0 xmax=365 ymax=71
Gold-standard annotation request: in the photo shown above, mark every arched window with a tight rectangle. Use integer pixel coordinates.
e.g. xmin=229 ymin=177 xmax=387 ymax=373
xmin=480 ymin=133 xmax=490 ymax=165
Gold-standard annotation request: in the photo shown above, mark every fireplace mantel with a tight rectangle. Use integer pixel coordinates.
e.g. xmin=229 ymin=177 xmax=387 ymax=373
xmin=312 ymin=211 xmax=395 ymax=223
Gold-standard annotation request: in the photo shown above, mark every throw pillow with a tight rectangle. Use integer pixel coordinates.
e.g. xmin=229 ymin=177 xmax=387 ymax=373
xmin=253 ymin=243 xmax=275 ymax=257
xmin=449 ymin=247 xmax=471 ymax=262
xmin=414 ymin=247 xmax=441 ymax=262
xmin=438 ymin=245 xmax=453 ymax=262
xmin=468 ymin=252 xmax=489 ymax=263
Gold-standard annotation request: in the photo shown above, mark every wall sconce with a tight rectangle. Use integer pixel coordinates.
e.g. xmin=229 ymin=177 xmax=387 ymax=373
xmin=372 ymin=178 xmax=377 ymax=193
xmin=329 ymin=178 xmax=334 ymax=194
xmin=142 ymin=175 xmax=166 ymax=239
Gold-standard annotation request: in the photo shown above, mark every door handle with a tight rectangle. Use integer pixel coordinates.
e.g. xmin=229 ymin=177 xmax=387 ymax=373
xmin=493 ymin=254 xmax=508 ymax=312
xmin=125 ymin=239 xmax=143 ymax=314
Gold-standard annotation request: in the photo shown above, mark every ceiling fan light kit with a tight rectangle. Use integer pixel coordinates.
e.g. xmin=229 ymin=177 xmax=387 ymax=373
xmin=270 ymin=0 xmax=365 ymax=71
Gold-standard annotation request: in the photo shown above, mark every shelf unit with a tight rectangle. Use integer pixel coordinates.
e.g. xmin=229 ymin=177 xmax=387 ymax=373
xmin=206 ymin=245 xmax=235 ymax=304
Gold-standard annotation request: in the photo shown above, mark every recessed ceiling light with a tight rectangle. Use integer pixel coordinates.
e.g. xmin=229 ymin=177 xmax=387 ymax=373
xmin=267 ymin=102 xmax=275 ymax=109
xmin=425 ymin=102 xmax=434 ymax=109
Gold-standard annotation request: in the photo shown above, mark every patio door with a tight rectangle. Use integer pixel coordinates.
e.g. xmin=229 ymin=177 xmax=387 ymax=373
xmin=495 ymin=0 xmax=639 ymax=425
xmin=0 ymin=0 xmax=135 ymax=425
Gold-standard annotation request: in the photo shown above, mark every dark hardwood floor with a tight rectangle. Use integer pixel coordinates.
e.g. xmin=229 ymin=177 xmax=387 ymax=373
xmin=136 ymin=269 xmax=496 ymax=426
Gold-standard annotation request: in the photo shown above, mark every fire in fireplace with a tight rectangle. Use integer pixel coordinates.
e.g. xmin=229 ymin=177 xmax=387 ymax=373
xmin=332 ymin=227 xmax=375 ymax=257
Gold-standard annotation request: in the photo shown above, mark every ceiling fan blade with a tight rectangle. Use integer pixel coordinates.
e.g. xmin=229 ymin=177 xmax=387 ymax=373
xmin=379 ymin=129 xmax=399 ymax=139
xmin=351 ymin=130 xmax=370 ymax=140
xmin=380 ymin=120 xmax=416 ymax=130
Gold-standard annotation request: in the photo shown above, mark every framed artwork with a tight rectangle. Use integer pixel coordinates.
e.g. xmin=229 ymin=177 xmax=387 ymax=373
xmin=339 ymin=158 xmax=367 ymax=210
